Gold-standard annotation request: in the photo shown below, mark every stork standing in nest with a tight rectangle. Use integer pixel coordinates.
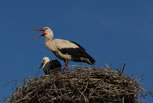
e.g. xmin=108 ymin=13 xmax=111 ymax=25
xmin=33 ymin=27 xmax=95 ymax=72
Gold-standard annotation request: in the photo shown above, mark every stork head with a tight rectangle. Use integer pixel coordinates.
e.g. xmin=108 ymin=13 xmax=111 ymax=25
xmin=32 ymin=27 xmax=53 ymax=39
xmin=39 ymin=57 xmax=50 ymax=69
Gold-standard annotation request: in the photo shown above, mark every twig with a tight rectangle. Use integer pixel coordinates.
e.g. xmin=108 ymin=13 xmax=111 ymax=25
xmin=77 ymin=88 xmax=89 ymax=103
xmin=119 ymin=63 xmax=126 ymax=76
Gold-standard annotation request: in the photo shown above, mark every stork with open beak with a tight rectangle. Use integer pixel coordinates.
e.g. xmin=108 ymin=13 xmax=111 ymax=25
xmin=32 ymin=27 xmax=95 ymax=72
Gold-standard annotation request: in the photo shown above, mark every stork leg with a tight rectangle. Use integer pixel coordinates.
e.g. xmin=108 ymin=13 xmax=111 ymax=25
xmin=65 ymin=59 xmax=68 ymax=72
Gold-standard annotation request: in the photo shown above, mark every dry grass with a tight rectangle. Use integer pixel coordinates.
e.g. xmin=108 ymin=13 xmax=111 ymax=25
xmin=5 ymin=67 xmax=145 ymax=103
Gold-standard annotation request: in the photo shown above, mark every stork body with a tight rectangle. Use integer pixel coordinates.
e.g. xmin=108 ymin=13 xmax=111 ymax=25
xmin=33 ymin=27 xmax=95 ymax=72
xmin=40 ymin=57 xmax=62 ymax=74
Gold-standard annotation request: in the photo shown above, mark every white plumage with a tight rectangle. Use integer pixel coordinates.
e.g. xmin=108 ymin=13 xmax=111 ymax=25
xmin=33 ymin=27 xmax=95 ymax=72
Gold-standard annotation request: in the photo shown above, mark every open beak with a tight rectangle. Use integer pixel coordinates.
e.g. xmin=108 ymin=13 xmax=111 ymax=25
xmin=32 ymin=28 xmax=45 ymax=39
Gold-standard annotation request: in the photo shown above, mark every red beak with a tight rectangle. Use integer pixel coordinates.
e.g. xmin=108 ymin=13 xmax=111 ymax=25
xmin=34 ymin=33 xmax=46 ymax=39
xmin=32 ymin=29 xmax=45 ymax=31
xmin=32 ymin=28 xmax=45 ymax=39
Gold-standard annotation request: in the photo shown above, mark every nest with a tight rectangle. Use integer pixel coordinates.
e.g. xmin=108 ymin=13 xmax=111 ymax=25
xmin=6 ymin=67 xmax=144 ymax=103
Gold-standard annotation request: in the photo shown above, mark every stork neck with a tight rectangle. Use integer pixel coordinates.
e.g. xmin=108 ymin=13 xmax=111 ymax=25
xmin=45 ymin=33 xmax=53 ymax=41
xmin=42 ymin=61 xmax=49 ymax=68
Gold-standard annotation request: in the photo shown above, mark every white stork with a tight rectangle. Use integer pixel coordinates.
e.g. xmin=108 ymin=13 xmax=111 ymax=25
xmin=32 ymin=27 xmax=95 ymax=72
xmin=40 ymin=57 xmax=62 ymax=74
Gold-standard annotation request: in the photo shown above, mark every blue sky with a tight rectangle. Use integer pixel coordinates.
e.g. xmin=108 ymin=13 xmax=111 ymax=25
xmin=0 ymin=0 xmax=153 ymax=102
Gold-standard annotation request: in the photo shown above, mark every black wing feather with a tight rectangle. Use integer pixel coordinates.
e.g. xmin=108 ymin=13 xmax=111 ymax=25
xmin=58 ymin=48 xmax=95 ymax=64
xmin=69 ymin=41 xmax=85 ymax=50
xmin=49 ymin=60 xmax=62 ymax=69
xmin=44 ymin=60 xmax=62 ymax=74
